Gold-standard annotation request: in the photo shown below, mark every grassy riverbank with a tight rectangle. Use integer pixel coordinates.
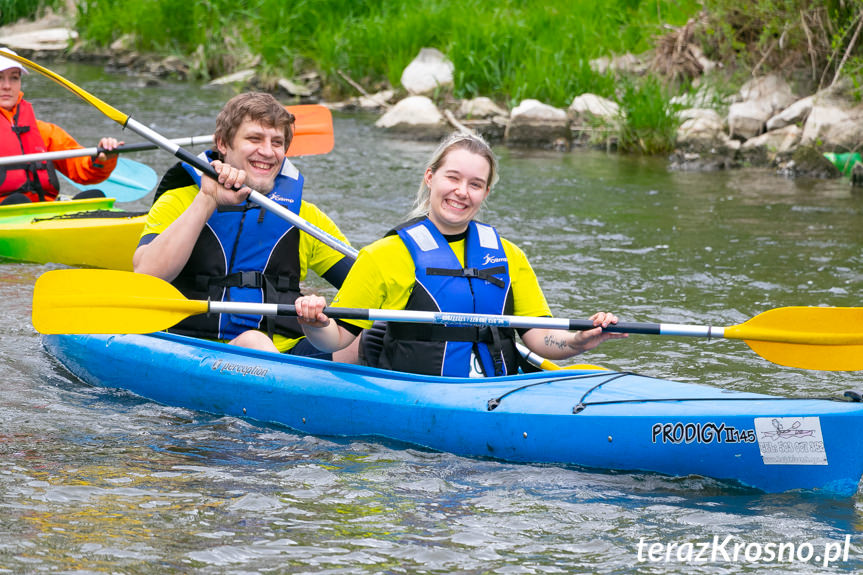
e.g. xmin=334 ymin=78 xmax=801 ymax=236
xmin=10 ymin=1 xmax=863 ymax=154
xmin=69 ymin=0 xmax=704 ymax=153
xmin=71 ymin=0 xmax=700 ymax=105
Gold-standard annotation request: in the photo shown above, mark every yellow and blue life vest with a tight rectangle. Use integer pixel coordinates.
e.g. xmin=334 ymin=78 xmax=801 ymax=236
xmin=170 ymin=152 xmax=305 ymax=340
xmin=376 ymin=217 xmax=519 ymax=377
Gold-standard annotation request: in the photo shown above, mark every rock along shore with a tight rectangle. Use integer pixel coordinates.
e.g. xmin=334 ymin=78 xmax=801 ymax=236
xmin=3 ymin=14 xmax=860 ymax=184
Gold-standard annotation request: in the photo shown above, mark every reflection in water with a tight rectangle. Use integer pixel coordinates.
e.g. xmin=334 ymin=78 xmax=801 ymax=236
xmin=1 ymin=64 xmax=862 ymax=573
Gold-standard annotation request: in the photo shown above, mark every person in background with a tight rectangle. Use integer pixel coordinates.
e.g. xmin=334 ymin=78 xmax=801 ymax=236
xmin=134 ymin=92 xmax=356 ymax=360
xmin=293 ymin=131 xmax=626 ymax=377
xmin=0 ymin=49 xmax=122 ymax=205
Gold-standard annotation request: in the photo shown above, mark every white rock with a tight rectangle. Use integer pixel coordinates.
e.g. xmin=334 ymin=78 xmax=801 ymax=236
xmin=765 ymin=96 xmax=814 ymax=131
xmin=738 ymin=75 xmax=796 ymax=112
xmin=569 ymin=93 xmax=620 ymax=120
xmin=728 ymin=100 xmax=773 ymax=140
xmin=506 ymin=99 xmax=570 ymax=147
xmin=800 ymin=101 xmax=863 ymax=149
xmin=512 ymin=99 xmax=568 ymax=121
xmin=741 ymin=125 xmax=801 ymax=154
xmin=400 ymin=48 xmax=454 ymax=96
xmin=358 ymin=90 xmax=394 ymax=110
xmin=375 ymin=96 xmax=446 ymax=138
xmin=459 ymin=97 xmax=507 ymax=119
xmin=0 ymin=27 xmax=76 ymax=51
xmin=277 ymin=78 xmax=312 ymax=97
xmin=676 ymin=108 xmax=729 ymax=150
xmin=208 ymin=69 xmax=255 ymax=86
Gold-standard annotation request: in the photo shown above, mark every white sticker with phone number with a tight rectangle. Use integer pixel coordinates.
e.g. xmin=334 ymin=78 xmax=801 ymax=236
xmin=754 ymin=417 xmax=827 ymax=465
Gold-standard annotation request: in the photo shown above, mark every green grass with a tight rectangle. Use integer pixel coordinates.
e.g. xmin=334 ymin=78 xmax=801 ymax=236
xmin=69 ymin=0 xmax=861 ymax=153
xmin=72 ymin=0 xmax=699 ymax=107
xmin=0 ymin=0 xmax=62 ymax=26
xmin=18 ymin=1 xmax=863 ymax=153
xmin=617 ymin=75 xmax=682 ymax=154
xmin=69 ymin=0 xmax=704 ymax=154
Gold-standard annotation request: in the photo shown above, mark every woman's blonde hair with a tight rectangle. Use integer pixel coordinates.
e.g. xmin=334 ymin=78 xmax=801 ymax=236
xmin=408 ymin=131 xmax=499 ymax=220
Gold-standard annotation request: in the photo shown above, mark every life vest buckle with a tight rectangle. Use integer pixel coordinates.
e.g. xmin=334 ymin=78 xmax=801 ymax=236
xmin=239 ymin=271 xmax=263 ymax=288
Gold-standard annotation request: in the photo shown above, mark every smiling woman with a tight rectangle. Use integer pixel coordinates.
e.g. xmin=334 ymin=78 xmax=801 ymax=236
xmin=293 ymin=131 xmax=628 ymax=377
xmin=410 ymin=134 xmax=497 ymax=235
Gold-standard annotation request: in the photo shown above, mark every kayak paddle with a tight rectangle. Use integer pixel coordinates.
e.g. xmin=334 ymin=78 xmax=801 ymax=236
xmin=59 ymin=157 xmax=158 ymax=202
xmin=32 ymin=269 xmax=863 ymax=371
xmin=0 ymin=104 xmax=333 ymax=168
xmin=0 ymin=50 xmax=346 ymax=253
xmin=15 ymin=53 xmax=857 ymax=372
xmin=4 ymin=53 xmax=574 ymax=372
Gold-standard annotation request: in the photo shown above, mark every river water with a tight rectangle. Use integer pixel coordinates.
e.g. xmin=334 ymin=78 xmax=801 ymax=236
xmin=1 ymin=63 xmax=862 ymax=573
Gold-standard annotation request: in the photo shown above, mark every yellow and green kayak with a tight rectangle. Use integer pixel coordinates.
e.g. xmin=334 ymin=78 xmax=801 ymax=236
xmin=0 ymin=197 xmax=145 ymax=270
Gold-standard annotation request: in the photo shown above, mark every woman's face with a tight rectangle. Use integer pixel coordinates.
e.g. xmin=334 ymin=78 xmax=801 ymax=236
xmin=425 ymin=147 xmax=491 ymax=235
xmin=0 ymin=68 xmax=21 ymax=112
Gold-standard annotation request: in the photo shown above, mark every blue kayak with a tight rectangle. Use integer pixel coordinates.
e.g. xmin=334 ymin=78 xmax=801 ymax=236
xmin=42 ymin=332 xmax=863 ymax=495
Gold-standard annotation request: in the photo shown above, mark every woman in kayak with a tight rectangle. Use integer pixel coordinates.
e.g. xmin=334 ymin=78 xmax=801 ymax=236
xmin=294 ymin=131 xmax=626 ymax=377
xmin=0 ymin=49 xmax=122 ymax=205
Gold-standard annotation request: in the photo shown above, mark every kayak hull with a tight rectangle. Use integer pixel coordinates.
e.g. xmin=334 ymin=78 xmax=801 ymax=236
xmin=42 ymin=332 xmax=863 ymax=495
xmin=0 ymin=198 xmax=144 ymax=270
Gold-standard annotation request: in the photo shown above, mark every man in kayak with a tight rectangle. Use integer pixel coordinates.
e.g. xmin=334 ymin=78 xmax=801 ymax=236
xmin=293 ymin=131 xmax=626 ymax=377
xmin=134 ymin=92 xmax=355 ymax=360
xmin=0 ymin=49 xmax=122 ymax=205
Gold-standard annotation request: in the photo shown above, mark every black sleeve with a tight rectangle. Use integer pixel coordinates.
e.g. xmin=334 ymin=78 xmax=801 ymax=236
xmin=137 ymin=233 xmax=159 ymax=249
xmin=152 ymin=162 xmax=195 ymax=205
xmin=336 ymin=319 xmax=364 ymax=336
xmin=321 ymin=256 xmax=353 ymax=289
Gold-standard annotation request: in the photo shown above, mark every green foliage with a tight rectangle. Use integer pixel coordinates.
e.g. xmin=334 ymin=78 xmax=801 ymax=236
xmin=0 ymin=0 xmax=61 ymax=26
xmin=699 ymin=0 xmax=863 ymax=95
xmin=76 ymin=0 xmax=208 ymax=53
xmin=70 ymin=0 xmax=700 ymax=106
xmin=617 ymin=75 xmax=682 ymax=154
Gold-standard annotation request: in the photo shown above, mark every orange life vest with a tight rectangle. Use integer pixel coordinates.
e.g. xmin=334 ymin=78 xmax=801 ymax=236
xmin=0 ymin=99 xmax=60 ymax=201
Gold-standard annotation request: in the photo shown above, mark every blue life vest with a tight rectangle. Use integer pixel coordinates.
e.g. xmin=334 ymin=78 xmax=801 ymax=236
xmin=169 ymin=152 xmax=305 ymax=340
xmin=377 ymin=218 xmax=519 ymax=377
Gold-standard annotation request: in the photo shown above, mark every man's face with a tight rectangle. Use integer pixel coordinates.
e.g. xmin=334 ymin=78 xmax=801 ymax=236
xmin=218 ymin=119 xmax=286 ymax=194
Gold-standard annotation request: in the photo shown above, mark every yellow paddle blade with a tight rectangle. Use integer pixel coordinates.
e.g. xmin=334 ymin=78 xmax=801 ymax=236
xmin=566 ymin=363 xmax=610 ymax=371
xmin=537 ymin=358 xmax=608 ymax=371
xmin=0 ymin=50 xmax=129 ymax=126
xmin=32 ymin=269 xmax=207 ymax=335
xmin=743 ymin=340 xmax=863 ymax=371
xmin=287 ymin=105 xmax=334 ymax=156
xmin=724 ymin=306 xmax=863 ymax=371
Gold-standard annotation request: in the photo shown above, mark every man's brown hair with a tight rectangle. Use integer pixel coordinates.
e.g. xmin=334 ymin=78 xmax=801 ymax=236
xmin=213 ymin=92 xmax=295 ymax=154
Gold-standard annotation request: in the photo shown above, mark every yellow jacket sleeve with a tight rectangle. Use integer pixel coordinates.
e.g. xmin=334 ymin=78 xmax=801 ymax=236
xmin=332 ymin=233 xmax=551 ymax=330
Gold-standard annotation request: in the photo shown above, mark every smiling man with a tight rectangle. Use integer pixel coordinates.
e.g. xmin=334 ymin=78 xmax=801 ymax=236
xmin=134 ymin=92 xmax=354 ymax=358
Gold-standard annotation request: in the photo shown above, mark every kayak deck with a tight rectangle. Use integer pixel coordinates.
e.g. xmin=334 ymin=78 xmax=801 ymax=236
xmin=0 ymin=198 xmax=145 ymax=269
xmin=42 ymin=331 xmax=863 ymax=495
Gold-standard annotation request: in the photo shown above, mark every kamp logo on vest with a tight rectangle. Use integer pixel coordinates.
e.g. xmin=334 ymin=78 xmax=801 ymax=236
xmin=269 ymin=191 xmax=297 ymax=205
xmin=482 ymin=254 xmax=507 ymax=265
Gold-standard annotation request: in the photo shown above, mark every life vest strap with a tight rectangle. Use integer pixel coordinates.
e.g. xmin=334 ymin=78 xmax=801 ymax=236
xmin=388 ymin=322 xmax=513 ymax=343
xmin=194 ymin=271 xmax=300 ymax=292
xmin=425 ymin=264 xmax=506 ymax=288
